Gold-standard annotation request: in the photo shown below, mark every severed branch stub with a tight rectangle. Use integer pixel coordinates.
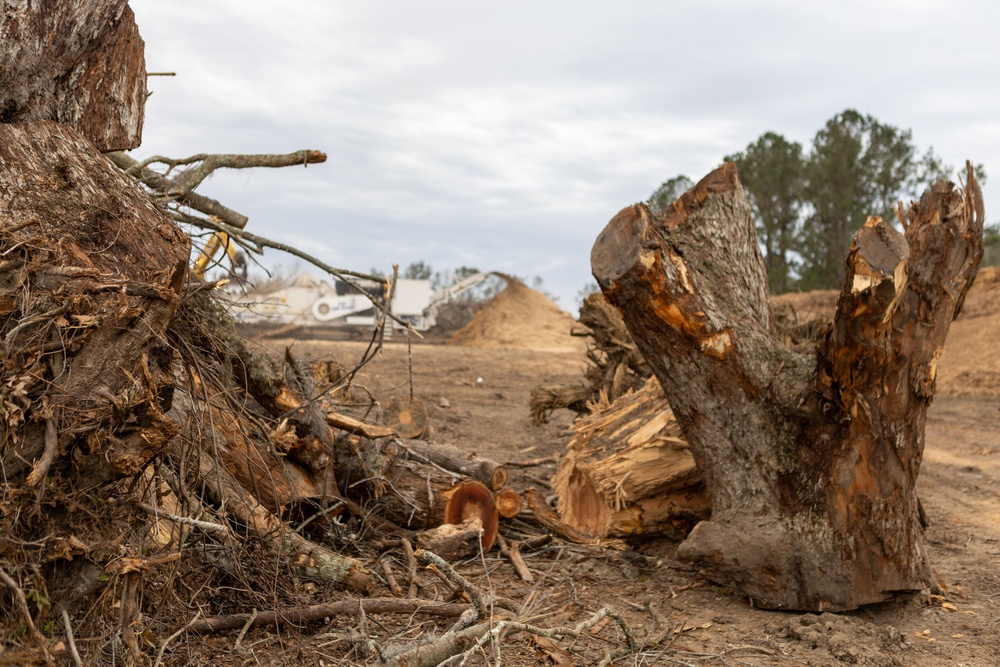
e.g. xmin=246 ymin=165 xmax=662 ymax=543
xmin=591 ymin=161 xmax=984 ymax=611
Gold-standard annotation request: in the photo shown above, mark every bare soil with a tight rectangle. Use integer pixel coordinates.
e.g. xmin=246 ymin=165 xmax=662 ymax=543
xmin=213 ymin=271 xmax=1000 ymax=667
xmin=256 ymin=329 xmax=999 ymax=666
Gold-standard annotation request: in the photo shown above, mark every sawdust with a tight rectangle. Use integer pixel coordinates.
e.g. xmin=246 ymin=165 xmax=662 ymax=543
xmin=448 ymin=276 xmax=586 ymax=353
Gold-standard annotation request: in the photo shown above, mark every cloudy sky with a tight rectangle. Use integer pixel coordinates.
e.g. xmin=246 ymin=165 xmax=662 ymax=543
xmin=131 ymin=1 xmax=999 ymax=308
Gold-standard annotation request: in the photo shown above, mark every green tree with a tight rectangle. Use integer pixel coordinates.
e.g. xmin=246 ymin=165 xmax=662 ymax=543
xmin=984 ymin=223 xmax=1000 ymax=266
xmin=648 ymin=175 xmax=694 ymax=213
xmin=403 ymin=260 xmax=433 ymax=280
xmin=726 ymin=132 xmax=804 ymax=294
xmin=798 ymin=109 xmax=947 ymax=289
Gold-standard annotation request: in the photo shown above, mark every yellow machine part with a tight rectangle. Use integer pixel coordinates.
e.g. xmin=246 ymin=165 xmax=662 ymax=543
xmin=193 ymin=232 xmax=243 ymax=279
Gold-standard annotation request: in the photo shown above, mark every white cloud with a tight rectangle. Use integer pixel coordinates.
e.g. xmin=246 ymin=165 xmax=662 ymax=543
xmin=132 ymin=0 xmax=1000 ymax=307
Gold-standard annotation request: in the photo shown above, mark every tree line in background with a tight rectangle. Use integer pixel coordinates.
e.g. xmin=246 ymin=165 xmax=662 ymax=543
xmin=648 ymin=109 xmax=995 ymax=294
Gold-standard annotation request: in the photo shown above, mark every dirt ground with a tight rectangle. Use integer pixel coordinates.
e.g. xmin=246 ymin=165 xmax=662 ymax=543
xmin=254 ymin=326 xmax=999 ymax=667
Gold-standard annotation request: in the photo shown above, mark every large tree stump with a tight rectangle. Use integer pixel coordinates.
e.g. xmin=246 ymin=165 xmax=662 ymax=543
xmin=1 ymin=0 xmax=146 ymax=150
xmin=0 ymin=120 xmax=189 ymax=486
xmin=591 ymin=162 xmax=984 ymax=611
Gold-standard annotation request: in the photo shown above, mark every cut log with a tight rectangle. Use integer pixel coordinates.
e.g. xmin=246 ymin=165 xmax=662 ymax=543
xmin=334 ymin=435 xmax=499 ymax=541
xmin=443 ymin=480 xmax=498 ymax=551
xmin=591 ymin=162 xmax=985 ymax=611
xmin=0 ymin=1 xmax=146 ymax=150
xmin=385 ymin=397 xmax=429 ymax=439
xmin=494 ymin=487 xmax=523 ymax=519
xmin=398 ymin=439 xmax=508 ymax=490
xmin=552 ymin=377 xmax=709 ymax=540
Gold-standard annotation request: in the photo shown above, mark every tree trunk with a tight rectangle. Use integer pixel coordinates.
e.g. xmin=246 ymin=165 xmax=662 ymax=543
xmin=1 ymin=0 xmax=146 ymax=150
xmin=0 ymin=120 xmax=189 ymax=486
xmin=591 ymin=162 xmax=984 ymax=611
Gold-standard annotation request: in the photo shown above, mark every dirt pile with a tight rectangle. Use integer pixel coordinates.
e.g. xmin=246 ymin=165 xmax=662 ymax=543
xmin=771 ymin=265 xmax=1000 ymax=397
xmin=937 ymin=264 xmax=1000 ymax=397
xmin=449 ymin=277 xmax=586 ymax=353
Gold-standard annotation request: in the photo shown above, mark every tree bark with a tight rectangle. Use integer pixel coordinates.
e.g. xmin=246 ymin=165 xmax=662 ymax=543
xmin=591 ymin=162 xmax=984 ymax=611
xmin=1 ymin=1 xmax=146 ymax=150
xmin=0 ymin=120 xmax=189 ymax=486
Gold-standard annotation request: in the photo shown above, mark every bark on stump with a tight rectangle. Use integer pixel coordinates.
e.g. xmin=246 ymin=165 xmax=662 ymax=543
xmin=591 ymin=162 xmax=984 ymax=611
xmin=1 ymin=0 xmax=146 ymax=150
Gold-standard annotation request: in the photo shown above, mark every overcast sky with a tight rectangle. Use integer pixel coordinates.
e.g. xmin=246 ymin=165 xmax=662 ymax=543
xmin=131 ymin=1 xmax=999 ymax=308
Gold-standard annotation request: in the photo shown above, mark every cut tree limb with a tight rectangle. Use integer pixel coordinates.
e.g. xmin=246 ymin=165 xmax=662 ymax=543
xmin=187 ymin=598 xmax=468 ymax=634
xmin=107 ymin=150 xmax=326 ymax=229
xmin=591 ymin=162 xmax=984 ymax=611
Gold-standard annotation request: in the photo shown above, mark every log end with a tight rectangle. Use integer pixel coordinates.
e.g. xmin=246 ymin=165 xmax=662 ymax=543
xmin=443 ymin=481 xmax=499 ymax=551
xmin=591 ymin=203 xmax=656 ymax=294
xmin=494 ymin=487 xmax=523 ymax=519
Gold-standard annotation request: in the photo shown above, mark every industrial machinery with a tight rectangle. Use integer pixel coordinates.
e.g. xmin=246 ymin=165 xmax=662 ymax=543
xmin=192 ymin=232 xmax=247 ymax=280
xmin=228 ymin=270 xmax=494 ymax=332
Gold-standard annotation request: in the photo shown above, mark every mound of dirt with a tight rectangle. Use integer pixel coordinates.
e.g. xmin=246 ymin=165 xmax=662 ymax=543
xmin=449 ymin=277 xmax=586 ymax=353
xmin=937 ymin=264 xmax=1000 ymax=397
xmin=771 ymin=266 xmax=1000 ymax=397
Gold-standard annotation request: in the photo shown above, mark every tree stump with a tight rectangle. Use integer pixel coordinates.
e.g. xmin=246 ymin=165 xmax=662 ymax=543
xmin=1 ymin=0 xmax=146 ymax=150
xmin=591 ymin=162 xmax=984 ymax=611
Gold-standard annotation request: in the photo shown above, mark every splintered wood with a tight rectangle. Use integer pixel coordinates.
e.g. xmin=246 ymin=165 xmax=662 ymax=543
xmin=553 ymin=377 xmax=708 ymax=539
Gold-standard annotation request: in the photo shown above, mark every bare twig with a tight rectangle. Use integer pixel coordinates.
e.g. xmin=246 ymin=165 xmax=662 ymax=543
xmin=26 ymin=415 xmax=58 ymax=487
xmin=60 ymin=609 xmax=83 ymax=667
xmin=382 ymin=559 xmax=402 ymax=597
xmin=187 ymin=598 xmax=469 ymax=633
xmin=107 ymin=150 xmax=325 ymax=228
xmin=292 ymin=500 xmax=346 ymax=535
xmin=153 ymin=610 xmax=203 ymax=667
xmin=468 ymin=607 xmax=634 ymax=666
xmin=416 ymin=550 xmax=489 ymax=620
xmin=134 ymin=501 xmax=230 ymax=535
xmin=0 ymin=565 xmax=53 ymax=664
xmin=233 ymin=608 xmax=257 ymax=650
xmin=509 ymin=541 xmax=534 ymax=583
xmin=402 ymin=539 xmax=419 ymax=598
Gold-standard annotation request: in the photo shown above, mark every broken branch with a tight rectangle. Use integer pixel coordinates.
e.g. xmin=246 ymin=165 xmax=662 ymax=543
xmin=187 ymin=598 xmax=469 ymax=633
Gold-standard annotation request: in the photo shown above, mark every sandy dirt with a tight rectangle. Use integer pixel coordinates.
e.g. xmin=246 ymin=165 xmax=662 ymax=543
xmin=246 ymin=271 xmax=1000 ymax=666
xmin=262 ymin=368 xmax=996 ymax=661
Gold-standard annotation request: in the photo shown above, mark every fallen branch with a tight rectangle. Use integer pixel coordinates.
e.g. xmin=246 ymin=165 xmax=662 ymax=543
xmin=187 ymin=598 xmax=469 ymax=633
xmin=400 ymin=439 xmax=508 ymax=491
xmin=327 ymin=410 xmax=395 ymax=439
xmin=134 ymin=501 xmax=230 ymax=536
xmin=60 ymin=609 xmax=83 ymax=667
xmin=25 ymin=415 xmax=57 ymax=488
xmin=449 ymin=607 xmax=636 ymax=667
xmin=496 ymin=533 xmax=533 ymax=583
xmin=106 ymin=150 xmax=325 ymax=229
xmin=416 ymin=549 xmax=489 ymax=620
